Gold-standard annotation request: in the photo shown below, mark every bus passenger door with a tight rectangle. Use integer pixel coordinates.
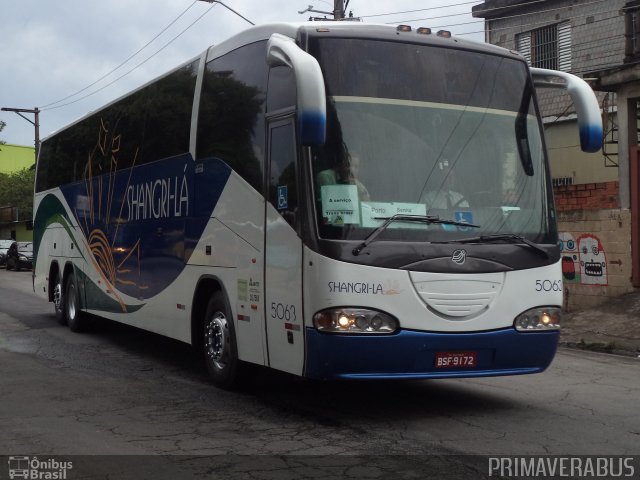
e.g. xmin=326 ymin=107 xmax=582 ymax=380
xmin=264 ymin=118 xmax=305 ymax=375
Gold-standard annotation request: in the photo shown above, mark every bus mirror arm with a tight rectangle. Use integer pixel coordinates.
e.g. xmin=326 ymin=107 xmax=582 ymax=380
xmin=531 ymin=68 xmax=603 ymax=153
xmin=267 ymin=34 xmax=327 ymax=146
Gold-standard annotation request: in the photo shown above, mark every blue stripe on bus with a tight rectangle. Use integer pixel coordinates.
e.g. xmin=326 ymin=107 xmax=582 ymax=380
xmin=304 ymin=328 xmax=559 ymax=380
xmin=57 ymin=155 xmax=232 ymax=300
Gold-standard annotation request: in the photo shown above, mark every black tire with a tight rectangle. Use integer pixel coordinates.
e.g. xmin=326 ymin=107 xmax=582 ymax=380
xmin=53 ymin=270 xmax=67 ymax=325
xmin=6 ymin=259 xmax=11 ymax=270
xmin=202 ymin=291 xmax=247 ymax=390
xmin=65 ymin=273 xmax=86 ymax=332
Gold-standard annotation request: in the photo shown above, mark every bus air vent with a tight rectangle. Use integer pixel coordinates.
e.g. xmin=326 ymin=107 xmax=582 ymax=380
xmin=409 ymin=272 xmax=504 ymax=318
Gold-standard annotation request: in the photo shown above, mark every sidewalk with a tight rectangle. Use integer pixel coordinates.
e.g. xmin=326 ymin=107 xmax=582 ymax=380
xmin=560 ymin=291 xmax=640 ymax=357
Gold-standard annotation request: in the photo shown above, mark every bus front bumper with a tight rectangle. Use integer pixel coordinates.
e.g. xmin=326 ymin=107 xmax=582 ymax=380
xmin=304 ymin=327 xmax=559 ymax=380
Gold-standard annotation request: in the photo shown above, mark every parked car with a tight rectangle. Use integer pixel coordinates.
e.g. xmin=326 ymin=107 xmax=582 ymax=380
xmin=0 ymin=239 xmax=13 ymax=266
xmin=5 ymin=241 xmax=33 ymax=271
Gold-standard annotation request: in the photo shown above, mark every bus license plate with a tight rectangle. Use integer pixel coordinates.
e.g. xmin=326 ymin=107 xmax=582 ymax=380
xmin=435 ymin=351 xmax=477 ymax=368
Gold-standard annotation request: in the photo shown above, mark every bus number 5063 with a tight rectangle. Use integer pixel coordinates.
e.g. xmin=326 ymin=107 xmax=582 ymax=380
xmin=271 ymin=302 xmax=297 ymax=322
xmin=536 ymin=280 xmax=562 ymax=292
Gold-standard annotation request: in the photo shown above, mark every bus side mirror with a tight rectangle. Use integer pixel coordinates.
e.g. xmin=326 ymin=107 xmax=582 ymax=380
xmin=267 ymin=33 xmax=326 ymax=146
xmin=531 ymin=68 xmax=603 ymax=153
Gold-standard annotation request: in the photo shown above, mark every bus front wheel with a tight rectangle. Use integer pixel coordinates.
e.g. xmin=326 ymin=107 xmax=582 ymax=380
xmin=203 ymin=292 xmax=245 ymax=390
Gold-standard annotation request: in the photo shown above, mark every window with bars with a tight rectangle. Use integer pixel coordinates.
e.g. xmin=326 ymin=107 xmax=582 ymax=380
xmin=624 ymin=1 xmax=640 ymax=61
xmin=516 ymin=21 xmax=571 ymax=72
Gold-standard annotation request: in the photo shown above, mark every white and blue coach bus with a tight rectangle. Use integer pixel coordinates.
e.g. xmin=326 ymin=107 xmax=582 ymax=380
xmin=33 ymin=23 xmax=602 ymax=389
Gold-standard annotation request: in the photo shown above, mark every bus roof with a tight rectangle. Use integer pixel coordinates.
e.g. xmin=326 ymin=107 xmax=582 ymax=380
xmin=42 ymin=22 xmax=520 ymax=143
xmin=207 ymin=22 xmax=518 ymax=63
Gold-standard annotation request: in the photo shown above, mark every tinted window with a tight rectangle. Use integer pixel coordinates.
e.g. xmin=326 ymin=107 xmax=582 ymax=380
xmin=196 ymin=41 xmax=268 ymax=192
xmin=268 ymin=122 xmax=297 ymax=228
xmin=308 ymin=38 xmax=552 ymax=245
xmin=309 ymin=38 xmax=526 ymax=111
xmin=36 ymin=61 xmax=198 ymax=192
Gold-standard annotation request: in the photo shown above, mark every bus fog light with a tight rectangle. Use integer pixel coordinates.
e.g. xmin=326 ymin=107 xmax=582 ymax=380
xmin=514 ymin=307 xmax=561 ymax=331
xmin=313 ymin=308 xmax=399 ymax=334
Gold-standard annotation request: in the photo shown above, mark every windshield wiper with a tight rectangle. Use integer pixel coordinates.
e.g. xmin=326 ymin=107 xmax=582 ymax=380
xmin=352 ymin=214 xmax=480 ymax=256
xmin=436 ymin=233 xmax=549 ymax=258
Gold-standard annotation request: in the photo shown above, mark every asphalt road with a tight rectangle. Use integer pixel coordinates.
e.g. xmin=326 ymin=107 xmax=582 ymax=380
xmin=0 ymin=267 xmax=639 ymax=479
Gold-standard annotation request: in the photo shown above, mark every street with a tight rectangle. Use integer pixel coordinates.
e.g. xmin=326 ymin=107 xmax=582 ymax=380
xmin=0 ymin=268 xmax=639 ymax=479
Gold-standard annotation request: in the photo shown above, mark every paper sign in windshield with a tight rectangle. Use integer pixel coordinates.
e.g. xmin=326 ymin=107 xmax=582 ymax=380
xmin=361 ymin=202 xmax=427 ymax=228
xmin=321 ymin=184 xmax=360 ymax=225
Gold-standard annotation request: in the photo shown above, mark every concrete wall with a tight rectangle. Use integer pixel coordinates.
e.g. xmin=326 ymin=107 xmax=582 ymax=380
xmin=545 ymin=119 xmax=618 ymax=185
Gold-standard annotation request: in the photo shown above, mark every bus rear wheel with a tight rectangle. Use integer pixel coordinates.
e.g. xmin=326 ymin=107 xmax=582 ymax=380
xmin=65 ymin=273 xmax=86 ymax=332
xmin=203 ymin=292 xmax=245 ymax=390
xmin=53 ymin=270 xmax=67 ymax=325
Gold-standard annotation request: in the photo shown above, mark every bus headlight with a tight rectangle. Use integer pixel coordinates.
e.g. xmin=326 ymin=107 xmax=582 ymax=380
xmin=514 ymin=307 xmax=561 ymax=332
xmin=313 ymin=308 xmax=399 ymax=334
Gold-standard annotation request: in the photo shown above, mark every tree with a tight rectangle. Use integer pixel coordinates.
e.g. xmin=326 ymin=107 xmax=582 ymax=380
xmin=0 ymin=168 xmax=35 ymax=221
xmin=0 ymin=121 xmax=35 ymax=221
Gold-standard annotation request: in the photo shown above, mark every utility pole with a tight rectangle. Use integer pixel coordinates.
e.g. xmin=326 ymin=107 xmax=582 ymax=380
xmin=334 ymin=0 xmax=345 ymax=20
xmin=299 ymin=1 xmax=354 ymax=21
xmin=1 ymin=107 xmax=40 ymax=163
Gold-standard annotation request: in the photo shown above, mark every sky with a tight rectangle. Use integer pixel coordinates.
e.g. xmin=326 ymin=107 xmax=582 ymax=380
xmin=0 ymin=0 xmax=486 ymax=148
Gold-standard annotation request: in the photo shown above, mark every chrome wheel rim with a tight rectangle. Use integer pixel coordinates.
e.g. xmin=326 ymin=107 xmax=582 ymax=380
xmin=53 ymin=281 xmax=62 ymax=311
xmin=205 ymin=312 xmax=228 ymax=371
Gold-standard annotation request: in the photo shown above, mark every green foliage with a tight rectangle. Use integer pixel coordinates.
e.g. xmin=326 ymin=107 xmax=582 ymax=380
xmin=0 ymin=120 xmax=5 ymax=146
xmin=0 ymin=167 xmax=35 ymax=220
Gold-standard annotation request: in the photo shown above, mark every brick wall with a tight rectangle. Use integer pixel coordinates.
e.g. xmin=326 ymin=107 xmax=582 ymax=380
xmin=553 ymin=181 xmax=620 ymax=211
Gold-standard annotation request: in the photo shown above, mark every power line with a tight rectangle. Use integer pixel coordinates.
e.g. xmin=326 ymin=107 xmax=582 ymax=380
xmin=42 ymin=3 xmax=218 ymax=112
xmin=461 ymin=9 xmax=623 ymax=59
xmin=453 ymin=2 xmax=616 ymax=36
xmin=361 ymin=0 xmax=481 ymax=19
xmin=41 ymin=1 xmax=199 ymax=109
xmin=364 ymin=0 xmax=614 ymax=44
xmin=36 ymin=0 xmax=628 ymax=113
xmin=389 ymin=0 xmax=610 ymax=28
xmin=361 ymin=0 xmax=553 ymax=21
xmin=483 ymin=4 xmax=618 ymax=33
xmin=366 ymin=1 xmax=625 ymax=75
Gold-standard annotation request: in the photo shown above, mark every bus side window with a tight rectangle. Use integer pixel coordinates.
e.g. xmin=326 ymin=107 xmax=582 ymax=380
xmin=196 ymin=41 xmax=268 ymax=194
xmin=268 ymin=122 xmax=298 ymax=229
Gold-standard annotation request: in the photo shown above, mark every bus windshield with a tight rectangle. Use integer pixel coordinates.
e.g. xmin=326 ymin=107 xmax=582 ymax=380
xmin=309 ymin=37 xmax=554 ymax=244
